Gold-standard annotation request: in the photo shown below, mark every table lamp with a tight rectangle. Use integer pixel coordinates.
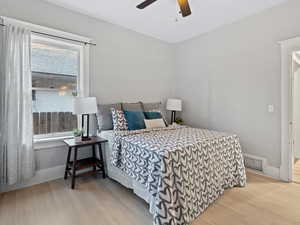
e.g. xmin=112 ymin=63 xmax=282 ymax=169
xmin=73 ymin=97 xmax=97 ymax=141
xmin=166 ymin=99 xmax=182 ymax=124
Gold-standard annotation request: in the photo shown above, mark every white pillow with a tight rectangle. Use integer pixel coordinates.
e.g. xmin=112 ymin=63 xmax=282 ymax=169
xmin=144 ymin=119 xmax=166 ymax=129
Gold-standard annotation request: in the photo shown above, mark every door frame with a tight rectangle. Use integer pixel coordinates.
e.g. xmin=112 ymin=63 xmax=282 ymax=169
xmin=280 ymin=37 xmax=300 ymax=181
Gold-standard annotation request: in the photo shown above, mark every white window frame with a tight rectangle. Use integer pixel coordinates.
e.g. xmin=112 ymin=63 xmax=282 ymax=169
xmin=1 ymin=16 xmax=91 ymax=142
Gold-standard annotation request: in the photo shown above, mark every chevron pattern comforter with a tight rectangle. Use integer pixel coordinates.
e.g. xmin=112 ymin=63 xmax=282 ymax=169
xmin=112 ymin=126 xmax=246 ymax=225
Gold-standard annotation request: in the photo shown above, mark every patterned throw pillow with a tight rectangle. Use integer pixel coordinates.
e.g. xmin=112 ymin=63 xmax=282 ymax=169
xmin=111 ymin=108 xmax=128 ymax=131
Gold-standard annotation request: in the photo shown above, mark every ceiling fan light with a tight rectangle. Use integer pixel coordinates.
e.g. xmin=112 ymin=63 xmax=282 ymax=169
xmin=177 ymin=0 xmax=192 ymax=17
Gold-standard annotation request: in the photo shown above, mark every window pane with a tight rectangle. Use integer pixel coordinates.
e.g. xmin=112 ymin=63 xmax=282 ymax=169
xmin=31 ymin=36 xmax=79 ymax=136
xmin=31 ymin=42 xmax=79 ymax=75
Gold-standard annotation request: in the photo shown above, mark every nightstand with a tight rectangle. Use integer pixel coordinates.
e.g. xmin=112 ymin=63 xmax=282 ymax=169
xmin=63 ymin=137 xmax=108 ymax=189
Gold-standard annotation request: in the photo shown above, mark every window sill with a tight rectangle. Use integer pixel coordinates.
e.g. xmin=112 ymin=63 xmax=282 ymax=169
xmin=34 ymin=135 xmax=73 ymax=151
xmin=34 ymin=135 xmax=73 ymax=143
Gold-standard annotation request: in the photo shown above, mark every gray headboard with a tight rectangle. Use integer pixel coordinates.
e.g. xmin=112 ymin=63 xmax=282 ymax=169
xmin=96 ymin=101 xmax=166 ymax=131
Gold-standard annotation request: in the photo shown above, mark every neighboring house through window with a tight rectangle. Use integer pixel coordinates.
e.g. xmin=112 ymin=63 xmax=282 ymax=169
xmin=31 ymin=35 xmax=89 ymax=140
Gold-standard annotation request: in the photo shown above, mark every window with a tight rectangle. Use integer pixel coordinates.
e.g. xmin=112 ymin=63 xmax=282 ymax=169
xmin=31 ymin=35 xmax=84 ymax=139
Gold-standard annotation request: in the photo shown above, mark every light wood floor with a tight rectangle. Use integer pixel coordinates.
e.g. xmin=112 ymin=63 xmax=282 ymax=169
xmin=1 ymin=172 xmax=300 ymax=225
xmin=293 ymin=159 xmax=300 ymax=183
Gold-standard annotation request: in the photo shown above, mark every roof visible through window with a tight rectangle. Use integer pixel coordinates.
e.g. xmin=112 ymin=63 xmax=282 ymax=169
xmin=31 ymin=39 xmax=79 ymax=76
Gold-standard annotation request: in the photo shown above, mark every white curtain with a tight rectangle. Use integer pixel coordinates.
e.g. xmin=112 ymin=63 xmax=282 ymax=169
xmin=0 ymin=24 xmax=35 ymax=185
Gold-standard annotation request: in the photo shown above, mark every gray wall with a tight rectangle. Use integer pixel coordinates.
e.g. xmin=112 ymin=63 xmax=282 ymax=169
xmin=0 ymin=0 xmax=175 ymax=176
xmin=174 ymin=0 xmax=300 ymax=168
xmin=0 ymin=0 xmax=175 ymax=104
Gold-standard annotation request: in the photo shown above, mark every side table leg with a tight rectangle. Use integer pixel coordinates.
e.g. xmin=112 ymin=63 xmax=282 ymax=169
xmin=92 ymin=144 xmax=96 ymax=172
xmin=98 ymin=143 xmax=106 ymax=179
xmin=64 ymin=147 xmax=72 ymax=180
xmin=71 ymin=147 xmax=78 ymax=189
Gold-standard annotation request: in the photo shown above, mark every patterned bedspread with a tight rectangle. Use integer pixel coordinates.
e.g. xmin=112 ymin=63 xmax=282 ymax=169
xmin=112 ymin=126 xmax=246 ymax=225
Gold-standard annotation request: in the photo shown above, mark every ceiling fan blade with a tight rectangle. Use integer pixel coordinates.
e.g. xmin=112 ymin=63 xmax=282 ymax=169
xmin=177 ymin=0 xmax=192 ymax=17
xmin=136 ymin=0 xmax=157 ymax=9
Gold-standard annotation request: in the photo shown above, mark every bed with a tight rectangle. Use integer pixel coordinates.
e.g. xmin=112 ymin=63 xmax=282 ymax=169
xmin=99 ymin=125 xmax=246 ymax=225
xmin=99 ymin=130 xmax=154 ymax=207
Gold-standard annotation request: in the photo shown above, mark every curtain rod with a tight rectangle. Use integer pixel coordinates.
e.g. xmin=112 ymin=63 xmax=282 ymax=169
xmin=0 ymin=23 xmax=96 ymax=46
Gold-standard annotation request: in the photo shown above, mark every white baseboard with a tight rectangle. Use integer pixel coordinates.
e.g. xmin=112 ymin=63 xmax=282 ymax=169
xmin=0 ymin=165 xmax=65 ymax=193
xmin=243 ymin=153 xmax=280 ymax=180
xmin=263 ymin=165 xmax=280 ymax=179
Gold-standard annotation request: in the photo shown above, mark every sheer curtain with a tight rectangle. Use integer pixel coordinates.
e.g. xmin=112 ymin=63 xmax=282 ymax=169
xmin=0 ymin=23 xmax=35 ymax=185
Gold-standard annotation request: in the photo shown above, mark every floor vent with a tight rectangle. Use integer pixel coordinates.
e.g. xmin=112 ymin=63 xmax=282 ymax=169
xmin=243 ymin=154 xmax=264 ymax=172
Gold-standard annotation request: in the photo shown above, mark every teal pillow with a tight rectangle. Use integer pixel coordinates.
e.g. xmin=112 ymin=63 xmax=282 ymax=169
xmin=144 ymin=111 xmax=162 ymax=119
xmin=123 ymin=110 xmax=146 ymax=130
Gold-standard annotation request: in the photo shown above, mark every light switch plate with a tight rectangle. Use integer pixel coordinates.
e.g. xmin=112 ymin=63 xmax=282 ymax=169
xmin=268 ymin=105 xmax=274 ymax=113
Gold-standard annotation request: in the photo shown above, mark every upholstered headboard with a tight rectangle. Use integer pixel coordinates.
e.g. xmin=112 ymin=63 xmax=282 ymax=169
xmin=96 ymin=101 xmax=166 ymax=131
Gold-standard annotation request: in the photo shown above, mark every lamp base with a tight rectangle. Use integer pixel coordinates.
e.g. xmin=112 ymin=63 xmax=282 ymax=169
xmin=81 ymin=114 xmax=91 ymax=142
xmin=171 ymin=111 xmax=176 ymax=124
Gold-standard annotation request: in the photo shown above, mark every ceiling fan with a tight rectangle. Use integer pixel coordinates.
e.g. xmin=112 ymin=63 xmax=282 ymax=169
xmin=136 ymin=0 xmax=192 ymax=17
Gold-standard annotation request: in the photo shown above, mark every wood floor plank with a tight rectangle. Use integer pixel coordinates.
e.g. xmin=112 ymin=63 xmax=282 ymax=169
xmin=294 ymin=159 xmax=300 ymax=183
xmin=0 ymin=172 xmax=299 ymax=225
xmin=0 ymin=190 xmax=17 ymax=225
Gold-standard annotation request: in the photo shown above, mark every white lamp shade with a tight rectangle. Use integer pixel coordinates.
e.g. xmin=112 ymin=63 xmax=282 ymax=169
xmin=73 ymin=97 xmax=98 ymax=115
xmin=166 ymin=99 xmax=182 ymax=111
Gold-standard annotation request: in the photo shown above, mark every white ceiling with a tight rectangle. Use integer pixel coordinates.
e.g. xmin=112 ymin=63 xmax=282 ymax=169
xmin=42 ymin=0 xmax=288 ymax=43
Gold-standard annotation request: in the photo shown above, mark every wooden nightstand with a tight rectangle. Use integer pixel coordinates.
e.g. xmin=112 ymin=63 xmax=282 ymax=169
xmin=63 ymin=137 xmax=108 ymax=189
